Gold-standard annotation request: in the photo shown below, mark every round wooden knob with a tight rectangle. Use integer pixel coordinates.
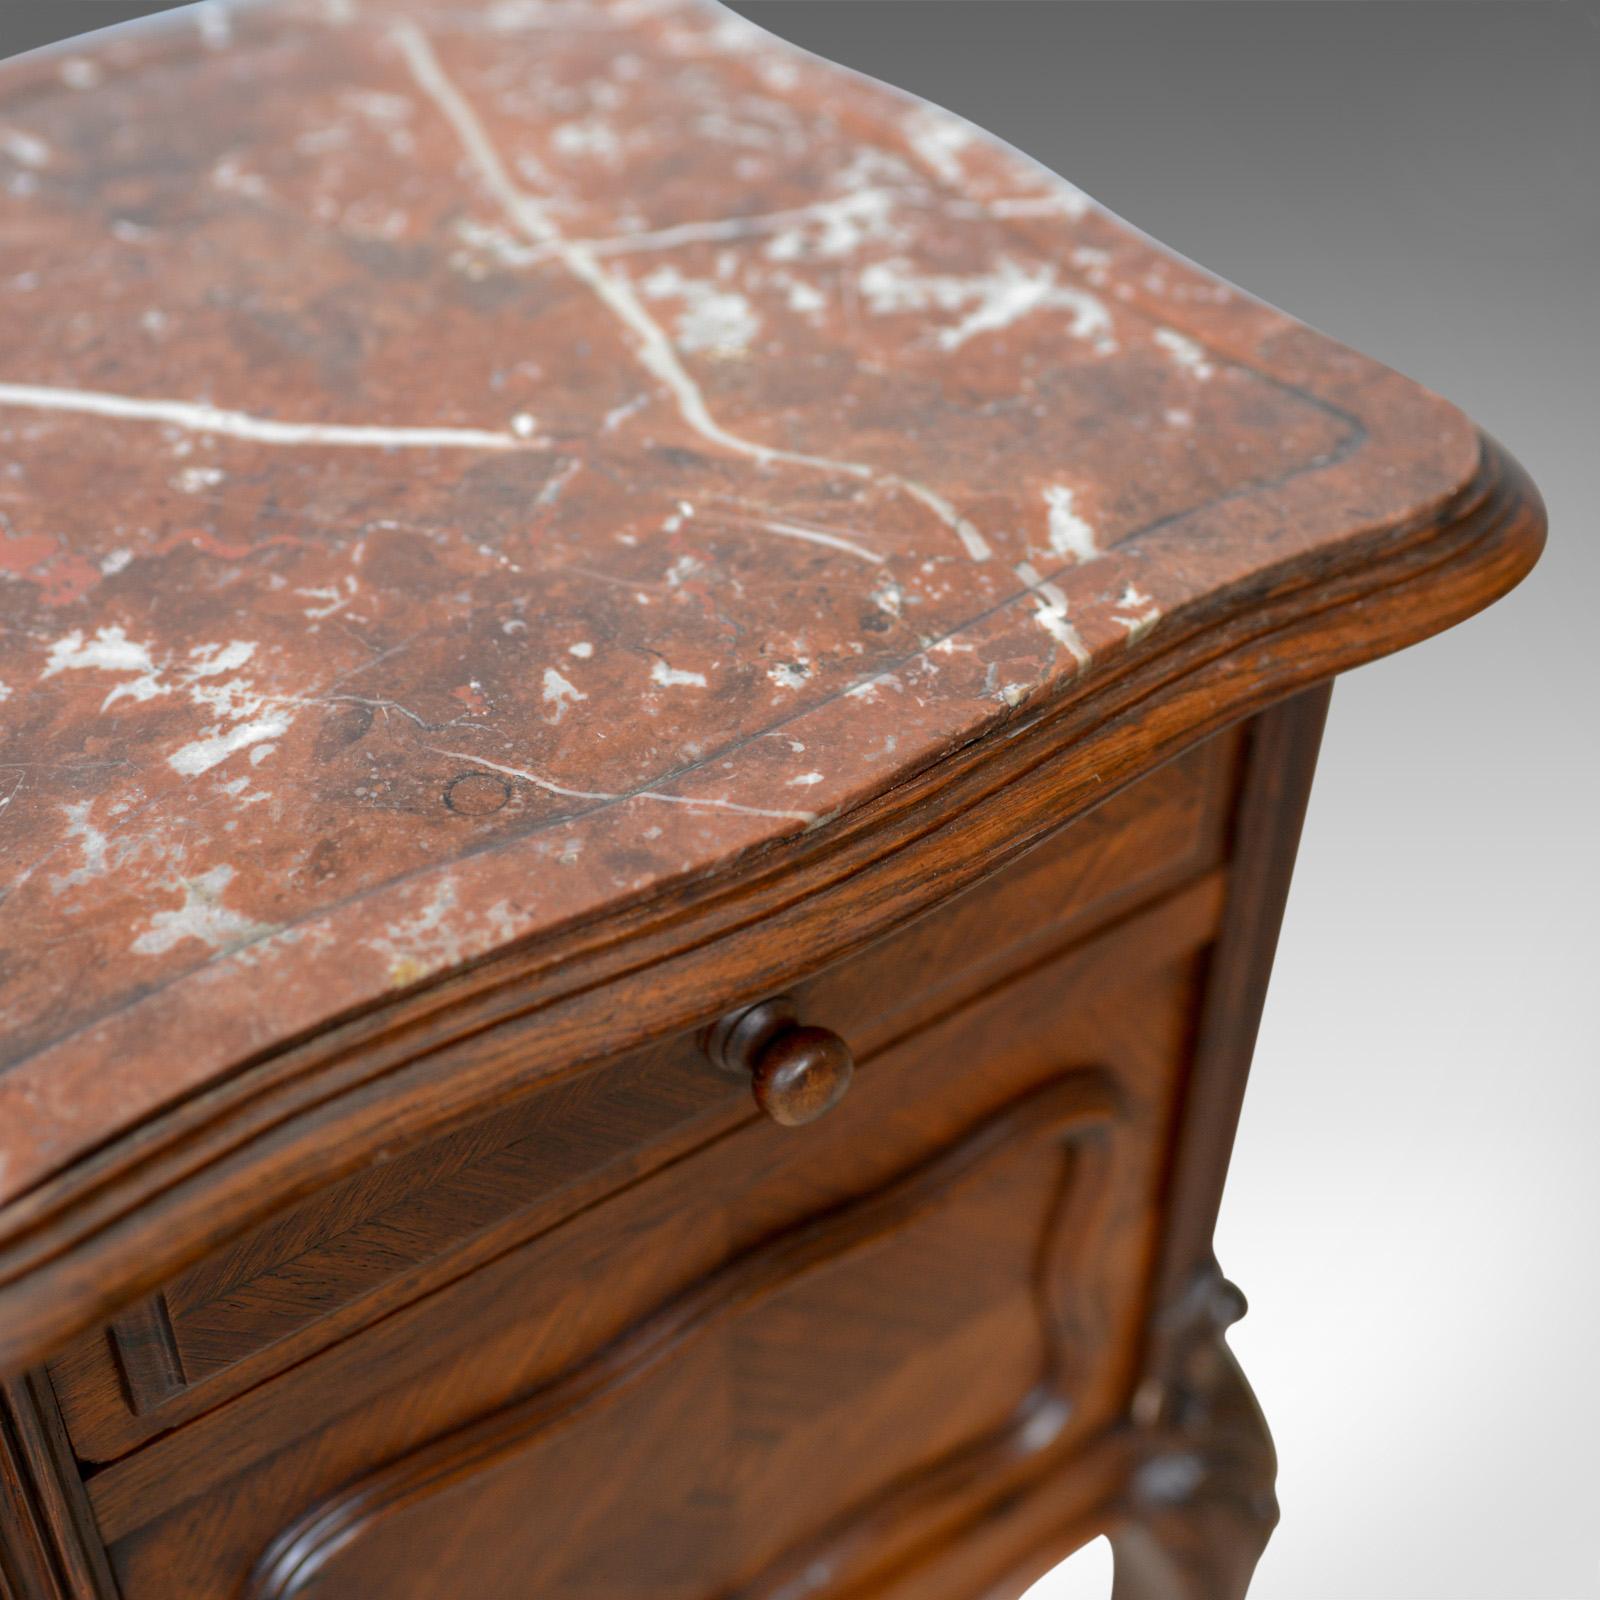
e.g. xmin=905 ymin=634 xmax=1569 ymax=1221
xmin=706 ymin=998 xmax=855 ymax=1126
xmin=749 ymin=1025 xmax=854 ymax=1126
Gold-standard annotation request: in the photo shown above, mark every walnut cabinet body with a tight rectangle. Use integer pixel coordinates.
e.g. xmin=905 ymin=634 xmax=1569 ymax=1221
xmin=0 ymin=2 xmax=1543 ymax=1596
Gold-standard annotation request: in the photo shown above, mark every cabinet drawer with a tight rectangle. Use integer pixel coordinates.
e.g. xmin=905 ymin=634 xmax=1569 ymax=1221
xmin=48 ymin=728 xmax=1239 ymax=1466
xmin=95 ymin=880 xmax=1219 ymax=1599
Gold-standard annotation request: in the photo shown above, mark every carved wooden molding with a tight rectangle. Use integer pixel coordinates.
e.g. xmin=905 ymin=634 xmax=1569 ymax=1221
xmin=0 ymin=444 xmax=1541 ymax=1377
xmin=0 ymin=1374 xmax=116 ymax=1600
xmin=249 ymin=1072 xmax=1121 ymax=1600
xmin=106 ymin=1294 xmax=187 ymax=1417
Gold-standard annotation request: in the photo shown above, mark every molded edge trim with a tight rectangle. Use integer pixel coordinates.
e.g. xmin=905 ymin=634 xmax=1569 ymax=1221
xmin=0 ymin=432 xmax=1544 ymax=1376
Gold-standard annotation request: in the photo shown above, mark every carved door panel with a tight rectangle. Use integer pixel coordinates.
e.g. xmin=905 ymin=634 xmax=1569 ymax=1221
xmin=253 ymin=1077 xmax=1119 ymax=1600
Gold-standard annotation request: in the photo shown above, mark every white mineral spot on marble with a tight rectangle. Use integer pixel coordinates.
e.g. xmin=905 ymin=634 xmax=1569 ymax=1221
xmin=1113 ymin=583 xmax=1162 ymax=641
xmin=601 ymin=394 xmax=649 ymax=431
xmin=1014 ymin=561 xmax=1090 ymax=668
xmin=512 ymin=145 xmax=559 ymax=188
xmin=763 ymin=189 xmax=897 ymax=262
xmin=510 ymin=411 xmax=539 ymax=438
xmin=1164 ymin=408 xmax=1193 ymax=429
xmin=788 ymin=772 xmax=824 ymax=786
xmin=1000 ymin=683 xmax=1030 ymax=707
xmin=168 ymin=714 xmax=291 ymax=777
xmin=343 ymin=88 xmax=414 ymax=124
xmin=211 ymin=154 xmax=269 ymax=200
xmin=660 ymin=500 xmax=696 ymax=535
xmin=132 ymin=865 xmax=275 ymax=956
xmin=1044 ymin=485 xmax=1099 ymax=563
xmin=249 ymin=743 xmax=277 ymax=766
xmin=1153 ymin=328 xmax=1215 ymax=381
xmin=196 ymin=3 xmax=232 ymax=48
xmin=859 ymin=258 xmax=1115 ymax=355
xmin=537 ymin=457 xmax=582 ymax=506
xmin=0 ymin=128 xmax=50 ymax=169
xmin=367 ymin=876 xmax=466 ymax=984
xmin=707 ymin=10 xmax=764 ymax=52
xmin=903 ymin=106 xmax=972 ymax=184
xmin=50 ymin=801 xmax=111 ymax=893
xmin=693 ymin=108 xmax=781 ymax=153
xmin=767 ymin=659 xmax=812 ymax=690
xmin=0 ymin=680 xmax=10 ymax=702
xmin=296 ymin=125 xmax=353 ymax=156
xmin=846 ymin=672 xmax=899 ymax=701
xmin=665 ymin=554 xmax=702 ymax=588
xmin=174 ymin=465 xmax=226 ymax=494
xmin=758 ymin=58 xmax=801 ymax=93
xmin=42 ymin=626 xmax=156 ymax=683
xmin=59 ymin=57 xmax=102 ymax=90
xmin=568 ymin=641 xmax=593 ymax=657
xmin=188 ymin=675 xmax=265 ymax=722
xmin=452 ymin=216 xmax=533 ymax=270
xmin=650 ymin=660 xmax=707 ymax=688
xmin=296 ymin=578 xmax=356 ymax=620
xmin=986 ymin=186 xmax=1091 ymax=223
xmin=641 ymin=264 xmax=759 ymax=356
xmin=778 ymin=275 xmax=825 ymax=315
xmin=189 ymin=640 xmax=257 ymax=675
xmin=542 ymin=666 xmax=586 ymax=720
xmin=100 ymin=549 xmax=133 ymax=575
xmin=552 ymin=118 xmax=622 ymax=163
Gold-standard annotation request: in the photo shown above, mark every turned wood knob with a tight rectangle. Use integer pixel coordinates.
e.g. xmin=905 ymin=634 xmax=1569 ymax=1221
xmin=706 ymin=997 xmax=855 ymax=1126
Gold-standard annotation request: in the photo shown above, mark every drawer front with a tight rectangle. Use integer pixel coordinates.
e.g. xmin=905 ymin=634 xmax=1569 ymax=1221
xmin=48 ymin=728 xmax=1239 ymax=1464
xmin=94 ymin=879 xmax=1219 ymax=1599
xmin=47 ymin=1033 xmax=746 ymax=1461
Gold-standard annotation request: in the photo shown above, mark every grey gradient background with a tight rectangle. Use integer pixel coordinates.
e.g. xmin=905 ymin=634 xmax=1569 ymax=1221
xmin=3 ymin=3 xmax=1595 ymax=1597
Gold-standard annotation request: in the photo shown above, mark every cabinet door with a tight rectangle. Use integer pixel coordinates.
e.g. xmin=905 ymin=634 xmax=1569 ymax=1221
xmin=253 ymin=1073 xmax=1121 ymax=1600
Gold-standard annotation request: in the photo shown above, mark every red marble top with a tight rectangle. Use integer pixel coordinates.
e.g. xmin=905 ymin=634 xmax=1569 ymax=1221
xmin=0 ymin=0 xmax=1489 ymax=1203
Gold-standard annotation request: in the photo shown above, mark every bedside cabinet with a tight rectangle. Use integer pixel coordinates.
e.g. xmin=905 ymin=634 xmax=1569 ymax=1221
xmin=0 ymin=2 xmax=1542 ymax=1597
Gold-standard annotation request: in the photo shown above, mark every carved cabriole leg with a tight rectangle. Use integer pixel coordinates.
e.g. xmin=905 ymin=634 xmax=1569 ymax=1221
xmin=1111 ymin=1262 xmax=1278 ymax=1599
xmin=1106 ymin=688 xmax=1328 ymax=1598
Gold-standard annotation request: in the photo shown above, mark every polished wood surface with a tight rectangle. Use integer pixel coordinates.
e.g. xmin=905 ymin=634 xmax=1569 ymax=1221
xmin=0 ymin=1 xmax=1543 ymax=1597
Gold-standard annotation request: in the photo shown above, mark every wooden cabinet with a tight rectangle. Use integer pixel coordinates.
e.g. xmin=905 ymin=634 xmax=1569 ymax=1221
xmin=0 ymin=1 xmax=1542 ymax=1596
xmin=49 ymin=729 xmax=1238 ymax=1599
